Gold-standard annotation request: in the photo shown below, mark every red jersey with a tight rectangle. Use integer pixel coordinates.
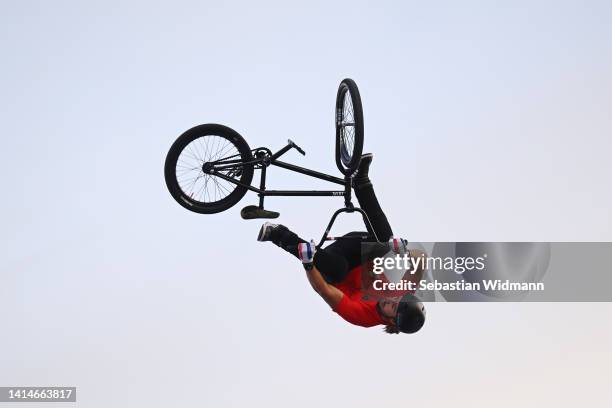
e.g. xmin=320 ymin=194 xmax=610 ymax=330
xmin=333 ymin=265 xmax=418 ymax=327
xmin=333 ymin=264 xmax=383 ymax=327
xmin=332 ymin=262 xmax=416 ymax=328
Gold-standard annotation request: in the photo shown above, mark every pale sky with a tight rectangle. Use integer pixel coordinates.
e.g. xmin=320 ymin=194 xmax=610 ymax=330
xmin=1 ymin=1 xmax=611 ymax=407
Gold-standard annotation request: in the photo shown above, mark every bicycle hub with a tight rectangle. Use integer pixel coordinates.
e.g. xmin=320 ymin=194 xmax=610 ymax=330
xmin=202 ymin=162 xmax=213 ymax=174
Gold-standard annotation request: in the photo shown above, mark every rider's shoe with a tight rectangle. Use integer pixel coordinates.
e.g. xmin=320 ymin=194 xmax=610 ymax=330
xmin=257 ymin=221 xmax=280 ymax=242
xmin=353 ymin=153 xmax=373 ymax=188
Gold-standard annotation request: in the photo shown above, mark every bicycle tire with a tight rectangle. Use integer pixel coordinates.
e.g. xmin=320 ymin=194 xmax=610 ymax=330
xmin=335 ymin=78 xmax=364 ymax=176
xmin=164 ymin=124 xmax=254 ymax=214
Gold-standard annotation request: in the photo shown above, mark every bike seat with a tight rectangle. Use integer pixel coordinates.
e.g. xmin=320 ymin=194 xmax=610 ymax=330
xmin=240 ymin=205 xmax=280 ymax=220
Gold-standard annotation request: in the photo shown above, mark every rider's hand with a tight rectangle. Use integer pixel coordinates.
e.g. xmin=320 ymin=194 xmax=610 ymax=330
xmin=388 ymin=237 xmax=409 ymax=255
xmin=298 ymin=240 xmax=316 ymax=269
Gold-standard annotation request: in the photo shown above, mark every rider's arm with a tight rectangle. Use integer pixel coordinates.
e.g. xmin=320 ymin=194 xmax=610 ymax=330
xmin=305 ymin=266 xmax=344 ymax=309
xmin=305 ymin=265 xmax=382 ymax=327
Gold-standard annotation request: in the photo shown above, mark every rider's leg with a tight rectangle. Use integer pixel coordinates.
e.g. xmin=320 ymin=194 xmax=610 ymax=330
xmin=353 ymin=153 xmax=394 ymax=241
xmin=320 ymin=231 xmax=367 ymax=271
xmin=258 ymin=223 xmax=349 ymax=283
xmin=258 ymin=222 xmax=306 ymax=258
xmin=322 ymin=230 xmax=390 ymax=271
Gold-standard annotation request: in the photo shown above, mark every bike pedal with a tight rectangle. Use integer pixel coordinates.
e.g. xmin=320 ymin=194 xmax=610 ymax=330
xmin=240 ymin=205 xmax=280 ymax=220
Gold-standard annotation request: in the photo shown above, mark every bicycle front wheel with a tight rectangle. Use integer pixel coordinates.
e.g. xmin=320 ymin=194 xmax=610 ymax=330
xmin=164 ymin=124 xmax=254 ymax=214
xmin=335 ymin=78 xmax=364 ymax=176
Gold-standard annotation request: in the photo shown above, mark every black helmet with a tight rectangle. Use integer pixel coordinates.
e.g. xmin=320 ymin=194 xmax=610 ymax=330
xmin=395 ymin=294 xmax=426 ymax=334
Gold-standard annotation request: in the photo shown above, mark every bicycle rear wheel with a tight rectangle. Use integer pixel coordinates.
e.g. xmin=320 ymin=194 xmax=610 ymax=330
xmin=335 ymin=78 xmax=364 ymax=176
xmin=164 ymin=124 xmax=254 ymax=214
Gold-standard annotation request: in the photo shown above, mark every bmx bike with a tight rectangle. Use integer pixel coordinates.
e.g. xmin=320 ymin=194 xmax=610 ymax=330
xmin=164 ymin=78 xmax=379 ymax=248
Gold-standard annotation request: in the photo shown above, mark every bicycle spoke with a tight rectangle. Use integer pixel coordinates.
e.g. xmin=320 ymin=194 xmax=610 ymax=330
xmin=203 ymin=175 xmax=211 ymax=202
xmin=202 ymin=135 xmax=211 ymax=161
xmin=340 ymin=90 xmax=355 ymax=161
xmin=194 ymin=176 xmax=208 ymax=201
xmin=214 ymin=141 xmax=236 ymax=163
xmin=180 ymin=174 xmax=201 ymax=194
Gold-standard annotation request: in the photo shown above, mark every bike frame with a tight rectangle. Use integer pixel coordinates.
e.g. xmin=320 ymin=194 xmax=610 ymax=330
xmin=209 ymin=142 xmax=352 ymax=203
xmin=206 ymin=141 xmax=380 ymax=247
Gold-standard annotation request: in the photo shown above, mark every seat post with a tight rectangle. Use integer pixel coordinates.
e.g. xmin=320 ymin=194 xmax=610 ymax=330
xmin=258 ymin=163 xmax=266 ymax=209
